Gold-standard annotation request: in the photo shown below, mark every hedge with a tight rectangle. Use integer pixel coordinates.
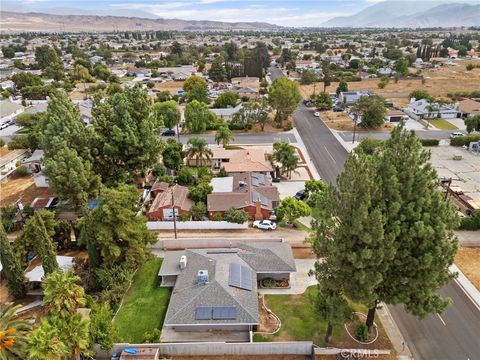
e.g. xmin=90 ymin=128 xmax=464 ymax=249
xmin=420 ymin=139 xmax=439 ymax=146
xmin=450 ymin=134 xmax=480 ymax=147
xmin=458 ymin=210 xmax=480 ymax=230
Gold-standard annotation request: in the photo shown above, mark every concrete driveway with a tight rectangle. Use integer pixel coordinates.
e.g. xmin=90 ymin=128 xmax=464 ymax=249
xmin=274 ymin=181 xmax=305 ymax=200
xmin=259 ymin=259 xmax=319 ymax=295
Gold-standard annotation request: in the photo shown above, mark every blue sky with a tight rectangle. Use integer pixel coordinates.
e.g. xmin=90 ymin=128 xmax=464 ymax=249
xmin=2 ymin=0 xmax=387 ymax=26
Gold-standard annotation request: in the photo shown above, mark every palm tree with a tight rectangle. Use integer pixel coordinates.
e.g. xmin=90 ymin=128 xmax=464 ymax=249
xmin=42 ymin=270 xmax=86 ymax=319
xmin=273 ymin=141 xmax=299 ymax=179
xmin=26 ymin=320 xmax=68 ymax=360
xmin=425 ymin=99 xmax=437 ymax=129
xmin=185 ymin=136 xmax=213 ymax=167
xmin=214 ymin=126 xmax=233 ymax=148
xmin=0 ymin=303 xmax=31 ymax=360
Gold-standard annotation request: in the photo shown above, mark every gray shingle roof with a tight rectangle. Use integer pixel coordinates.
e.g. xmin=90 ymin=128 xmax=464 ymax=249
xmin=238 ymin=242 xmax=296 ymax=273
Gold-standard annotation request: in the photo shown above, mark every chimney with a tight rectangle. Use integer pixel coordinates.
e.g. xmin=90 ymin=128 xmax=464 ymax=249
xmin=180 ymin=255 xmax=187 ymax=270
xmin=254 ymin=199 xmax=263 ymax=221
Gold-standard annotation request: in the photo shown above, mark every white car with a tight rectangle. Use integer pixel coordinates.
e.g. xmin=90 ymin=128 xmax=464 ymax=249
xmin=314 ymin=112 xmax=320 ymax=117
xmin=253 ymin=220 xmax=277 ymax=230
xmin=449 ymin=132 xmax=463 ymax=139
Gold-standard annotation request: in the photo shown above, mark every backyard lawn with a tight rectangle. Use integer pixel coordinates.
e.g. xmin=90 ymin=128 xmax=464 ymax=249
xmin=429 ymin=119 xmax=458 ymax=130
xmin=114 ymin=258 xmax=171 ymax=343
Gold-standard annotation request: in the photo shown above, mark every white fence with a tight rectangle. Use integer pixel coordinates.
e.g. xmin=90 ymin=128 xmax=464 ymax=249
xmin=147 ymin=220 xmax=248 ymax=231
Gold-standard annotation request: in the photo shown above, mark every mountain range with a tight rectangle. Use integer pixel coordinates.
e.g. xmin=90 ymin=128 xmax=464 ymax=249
xmin=0 ymin=1 xmax=478 ymax=32
xmin=321 ymin=1 xmax=480 ymax=28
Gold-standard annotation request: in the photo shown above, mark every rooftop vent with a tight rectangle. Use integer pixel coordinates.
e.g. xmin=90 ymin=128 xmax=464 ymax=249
xmin=180 ymin=255 xmax=187 ymax=270
xmin=197 ymin=270 xmax=209 ymax=285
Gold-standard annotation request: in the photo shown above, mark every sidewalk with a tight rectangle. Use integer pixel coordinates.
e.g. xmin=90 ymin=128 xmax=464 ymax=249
xmin=377 ymin=304 xmax=413 ymax=359
xmin=450 ymin=263 xmax=480 ymax=311
xmin=290 ymin=127 xmax=321 ymax=180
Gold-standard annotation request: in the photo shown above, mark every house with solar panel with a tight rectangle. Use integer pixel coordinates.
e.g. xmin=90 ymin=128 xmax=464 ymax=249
xmin=158 ymin=242 xmax=295 ymax=342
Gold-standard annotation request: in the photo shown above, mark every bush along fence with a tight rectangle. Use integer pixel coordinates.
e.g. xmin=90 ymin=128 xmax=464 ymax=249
xmin=420 ymin=138 xmax=439 ymax=146
xmin=450 ymin=134 xmax=480 ymax=147
xmin=146 ymin=220 xmax=248 ymax=231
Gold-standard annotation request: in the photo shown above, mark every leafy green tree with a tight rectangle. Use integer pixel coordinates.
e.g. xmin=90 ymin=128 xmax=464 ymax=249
xmin=153 ymin=100 xmax=180 ymax=130
xmin=353 ymin=95 xmax=387 ymax=128
xmin=33 ymin=212 xmax=59 ymax=275
xmin=336 ymin=80 xmax=348 ymax=95
xmin=191 ymin=202 xmax=207 ymax=220
xmin=79 ymin=184 xmax=156 ymax=271
xmin=176 ymin=167 xmax=195 ymax=186
xmin=313 ymin=92 xmax=333 ymax=111
xmin=395 ymin=57 xmax=409 ymax=76
xmin=35 ymin=45 xmax=60 ymax=70
xmin=300 ymin=69 xmax=319 ymax=85
xmin=43 ymin=270 xmax=86 ymax=319
xmin=183 ymin=75 xmax=207 ymax=92
xmin=378 ymin=125 xmax=459 ymax=318
xmin=11 ymin=72 xmax=42 ymax=90
xmin=93 ymin=63 xmax=111 ymax=81
xmin=26 ymin=319 xmax=69 ymax=360
xmin=162 ymin=138 xmax=184 ymax=172
xmin=409 ymin=89 xmax=432 ymax=101
xmin=0 ymin=302 xmax=31 ymax=359
xmin=208 ymin=57 xmax=226 ymax=82
xmin=357 ymin=136 xmax=383 ymax=155
xmin=41 ymin=92 xmax=91 ymax=160
xmin=244 ymin=99 xmax=270 ymax=131
xmin=0 ymin=224 xmax=28 ymax=299
xmin=215 ymin=126 xmax=233 ymax=148
xmin=465 ymin=114 xmax=480 ymax=133
xmin=269 ymin=78 xmax=301 ymax=125
xmin=70 ymin=64 xmax=95 ymax=84
xmin=185 ymin=136 xmax=213 ymax=166
xmin=273 ymin=141 xmax=299 ymax=178
xmin=89 ymin=303 xmax=115 ymax=351
xmin=1 ymin=46 xmax=15 ymax=58
xmin=188 ymin=182 xmax=213 ymax=203
xmin=187 ymin=83 xmax=210 ymax=104
xmin=184 ymin=100 xmax=216 ymax=133
xmin=55 ymin=313 xmax=91 ymax=359
xmin=321 ymin=61 xmax=332 ymax=92
xmin=304 ymin=179 xmax=329 ymax=207
xmin=275 ymin=197 xmax=310 ymax=224
xmin=44 ymin=146 xmax=101 ymax=210
xmin=92 ymin=86 xmax=162 ymax=185
xmin=224 ymin=208 xmax=249 ymax=223
xmin=213 ymin=92 xmax=239 ymax=108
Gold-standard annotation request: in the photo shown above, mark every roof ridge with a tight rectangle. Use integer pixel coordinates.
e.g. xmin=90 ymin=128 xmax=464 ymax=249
xmin=215 ymin=274 xmax=258 ymax=323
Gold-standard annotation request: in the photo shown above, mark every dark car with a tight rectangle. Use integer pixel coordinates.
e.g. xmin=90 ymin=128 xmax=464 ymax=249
xmin=333 ymin=107 xmax=343 ymax=112
xmin=161 ymin=129 xmax=176 ymax=136
xmin=295 ymin=189 xmax=306 ymax=200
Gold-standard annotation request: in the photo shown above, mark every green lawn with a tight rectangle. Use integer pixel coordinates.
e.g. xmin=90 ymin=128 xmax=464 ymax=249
xmin=429 ymin=119 xmax=458 ymax=130
xmin=113 ymin=258 xmax=171 ymax=343
xmin=261 ymin=286 xmax=343 ymax=346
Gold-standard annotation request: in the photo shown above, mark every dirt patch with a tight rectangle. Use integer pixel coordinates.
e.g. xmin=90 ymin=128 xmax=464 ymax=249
xmin=153 ymin=81 xmax=184 ymax=94
xmin=174 ymin=357 xmax=310 ymax=360
xmin=0 ymin=177 xmax=54 ymax=207
xmin=320 ymin=111 xmax=393 ymax=132
xmin=257 ymin=297 xmax=280 ymax=333
xmin=455 ymin=247 xmax=480 ymax=290
xmin=300 ymin=62 xmax=480 ymax=102
xmin=292 ymin=247 xmax=316 ymax=259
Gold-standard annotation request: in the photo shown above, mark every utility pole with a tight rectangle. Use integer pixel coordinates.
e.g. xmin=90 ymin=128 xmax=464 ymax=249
xmin=444 ymin=177 xmax=452 ymax=201
xmin=176 ymin=99 xmax=181 ymax=142
xmin=171 ymin=189 xmax=177 ymax=239
xmin=352 ymin=113 xmax=358 ymax=144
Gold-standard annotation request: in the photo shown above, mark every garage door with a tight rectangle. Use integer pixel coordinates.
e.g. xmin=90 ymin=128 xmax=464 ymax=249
xmin=163 ymin=208 xmax=178 ymax=220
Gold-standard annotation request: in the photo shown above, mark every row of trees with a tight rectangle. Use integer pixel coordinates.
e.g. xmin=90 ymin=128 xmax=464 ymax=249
xmin=311 ymin=125 xmax=458 ymax=342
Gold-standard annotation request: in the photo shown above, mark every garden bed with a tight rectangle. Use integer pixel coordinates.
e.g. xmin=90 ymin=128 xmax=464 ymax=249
xmin=259 ymin=278 xmax=290 ymax=289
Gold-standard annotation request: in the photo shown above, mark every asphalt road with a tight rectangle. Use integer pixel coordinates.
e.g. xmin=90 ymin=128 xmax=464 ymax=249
xmin=339 ymin=129 xmax=462 ymax=141
xmin=294 ymin=104 xmax=348 ymax=185
xmin=176 ymin=133 xmax=296 ymax=145
xmin=389 ymin=280 xmax=480 ymax=360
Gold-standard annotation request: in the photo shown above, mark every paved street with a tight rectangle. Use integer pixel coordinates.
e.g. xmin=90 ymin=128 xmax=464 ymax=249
xmin=338 ymin=129 xmax=462 ymax=141
xmin=176 ymin=132 xmax=296 ymax=145
xmin=389 ymin=280 xmax=480 ymax=360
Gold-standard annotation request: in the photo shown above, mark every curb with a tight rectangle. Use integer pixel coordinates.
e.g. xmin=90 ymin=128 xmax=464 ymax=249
xmin=377 ymin=304 xmax=413 ymax=359
xmin=450 ymin=264 xmax=480 ymax=312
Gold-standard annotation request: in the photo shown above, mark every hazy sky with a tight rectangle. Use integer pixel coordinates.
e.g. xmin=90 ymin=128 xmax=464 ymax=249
xmin=1 ymin=0 xmax=389 ymax=26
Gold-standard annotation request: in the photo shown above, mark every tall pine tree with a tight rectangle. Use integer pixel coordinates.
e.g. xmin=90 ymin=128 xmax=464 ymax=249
xmin=0 ymin=223 xmax=27 ymax=298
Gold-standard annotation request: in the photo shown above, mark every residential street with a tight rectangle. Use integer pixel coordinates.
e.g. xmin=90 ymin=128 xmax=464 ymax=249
xmin=177 ymin=132 xmax=296 ymax=145
xmin=389 ymin=280 xmax=480 ymax=360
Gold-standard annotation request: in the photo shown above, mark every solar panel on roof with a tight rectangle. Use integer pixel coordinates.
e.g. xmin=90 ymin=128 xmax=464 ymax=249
xmin=212 ymin=306 xmax=237 ymax=320
xmin=228 ymin=263 xmax=253 ymax=291
xmin=195 ymin=306 xmax=212 ymax=320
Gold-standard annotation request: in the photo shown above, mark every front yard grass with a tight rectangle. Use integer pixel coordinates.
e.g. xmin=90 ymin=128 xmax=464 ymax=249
xmin=114 ymin=258 xmax=171 ymax=343
xmin=429 ymin=119 xmax=458 ymax=130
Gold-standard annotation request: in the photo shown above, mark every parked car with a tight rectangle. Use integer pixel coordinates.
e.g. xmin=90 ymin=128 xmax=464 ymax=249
xmin=449 ymin=132 xmax=463 ymax=139
xmin=295 ymin=189 xmax=306 ymax=200
xmin=0 ymin=122 xmax=8 ymax=130
xmin=272 ymin=176 xmax=281 ymax=183
xmin=161 ymin=129 xmax=176 ymax=136
xmin=314 ymin=112 xmax=320 ymax=117
xmin=333 ymin=107 xmax=343 ymax=112
xmin=253 ymin=220 xmax=277 ymax=230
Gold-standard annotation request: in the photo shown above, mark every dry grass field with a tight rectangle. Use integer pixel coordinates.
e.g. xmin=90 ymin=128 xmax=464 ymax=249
xmin=455 ymin=247 xmax=480 ymax=291
xmin=300 ymin=61 xmax=480 ymax=104
xmin=320 ymin=111 xmax=394 ymax=131
xmin=153 ymin=80 xmax=185 ymax=94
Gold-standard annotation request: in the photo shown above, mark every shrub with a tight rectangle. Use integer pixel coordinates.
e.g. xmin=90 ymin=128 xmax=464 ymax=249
xmin=143 ymin=328 xmax=161 ymax=343
xmin=176 ymin=167 xmax=195 ymax=186
xmin=0 ymin=138 xmax=5 ymax=147
xmin=151 ymin=164 xmax=166 ymax=177
xmin=15 ymin=164 xmax=29 ymax=177
xmin=354 ymin=323 xmax=369 ymax=342
xmin=191 ymin=202 xmax=207 ymax=220
xmin=458 ymin=210 xmax=480 ymax=230
xmin=224 ymin=208 xmax=249 ymax=224
xmin=420 ymin=139 xmax=439 ymax=146
xmin=261 ymin=278 xmax=276 ymax=288
xmin=217 ymin=167 xmax=228 ymax=177
xmin=178 ymin=213 xmax=190 ymax=221
xmin=450 ymin=134 xmax=480 ymax=147
xmin=211 ymin=213 xmax=223 ymax=221
xmin=7 ymin=135 xmax=29 ymax=150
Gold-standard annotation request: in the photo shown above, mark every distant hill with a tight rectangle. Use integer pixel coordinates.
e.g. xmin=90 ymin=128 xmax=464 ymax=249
xmin=0 ymin=11 xmax=282 ymax=32
xmin=321 ymin=1 xmax=480 ymax=28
